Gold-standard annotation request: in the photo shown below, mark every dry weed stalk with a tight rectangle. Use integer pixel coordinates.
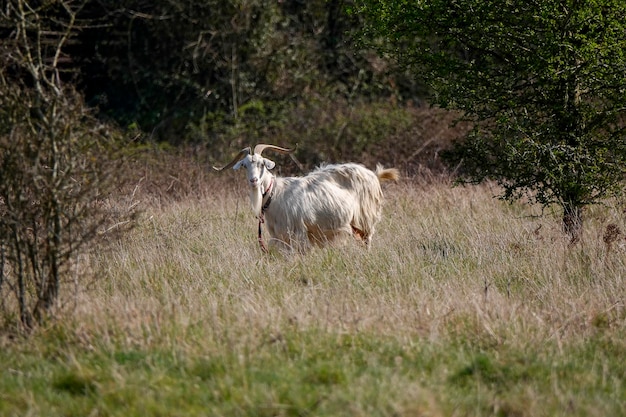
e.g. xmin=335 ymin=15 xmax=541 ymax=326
xmin=602 ymin=223 xmax=622 ymax=259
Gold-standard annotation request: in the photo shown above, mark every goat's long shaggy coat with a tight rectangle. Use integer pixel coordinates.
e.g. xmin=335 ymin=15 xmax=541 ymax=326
xmin=263 ymin=163 xmax=398 ymax=251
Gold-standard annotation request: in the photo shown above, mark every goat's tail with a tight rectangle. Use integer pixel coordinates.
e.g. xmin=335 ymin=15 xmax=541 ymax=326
xmin=375 ymin=164 xmax=400 ymax=183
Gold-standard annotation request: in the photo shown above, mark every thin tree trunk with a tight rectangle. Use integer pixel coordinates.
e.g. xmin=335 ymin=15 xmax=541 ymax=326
xmin=0 ymin=244 xmax=4 ymax=293
xmin=12 ymin=227 xmax=33 ymax=329
xmin=563 ymin=203 xmax=583 ymax=244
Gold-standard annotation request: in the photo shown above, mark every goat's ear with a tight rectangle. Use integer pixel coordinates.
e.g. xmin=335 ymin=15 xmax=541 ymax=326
xmin=264 ymin=158 xmax=276 ymax=170
xmin=233 ymin=160 xmax=245 ymax=170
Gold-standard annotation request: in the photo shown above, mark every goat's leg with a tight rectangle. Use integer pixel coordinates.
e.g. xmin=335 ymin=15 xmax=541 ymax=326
xmin=351 ymin=225 xmax=374 ymax=247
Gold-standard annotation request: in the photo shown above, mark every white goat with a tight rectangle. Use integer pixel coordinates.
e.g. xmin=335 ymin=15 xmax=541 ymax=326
xmin=214 ymin=144 xmax=399 ymax=253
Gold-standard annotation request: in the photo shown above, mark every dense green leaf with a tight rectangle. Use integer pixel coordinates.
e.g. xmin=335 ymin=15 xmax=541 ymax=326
xmin=359 ymin=0 xmax=626 ymax=237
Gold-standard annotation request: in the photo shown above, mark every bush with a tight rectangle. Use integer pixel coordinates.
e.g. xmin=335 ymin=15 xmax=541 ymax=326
xmin=192 ymin=97 xmax=467 ymax=177
xmin=0 ymin=0 xmax=136 ymax=330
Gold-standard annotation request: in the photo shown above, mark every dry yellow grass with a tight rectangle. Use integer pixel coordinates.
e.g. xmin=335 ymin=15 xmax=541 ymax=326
xmin=68 ymin=177 xmax=625 ymax=352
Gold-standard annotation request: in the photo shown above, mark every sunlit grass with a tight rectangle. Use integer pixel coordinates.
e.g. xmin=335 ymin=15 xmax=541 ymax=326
xmin=1 ymin=178 xmax=625 ymax=416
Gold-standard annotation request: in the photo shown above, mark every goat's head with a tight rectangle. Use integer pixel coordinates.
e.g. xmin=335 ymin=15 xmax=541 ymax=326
xmin=213 ymin=144 xmax=295 ymax=188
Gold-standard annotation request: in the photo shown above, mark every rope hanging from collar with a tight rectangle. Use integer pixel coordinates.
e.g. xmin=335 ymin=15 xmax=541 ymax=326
xmin=258 ymin=216 xmax=269 ymax=253
xmin=257 ymin=178 xmax=274 ymax=253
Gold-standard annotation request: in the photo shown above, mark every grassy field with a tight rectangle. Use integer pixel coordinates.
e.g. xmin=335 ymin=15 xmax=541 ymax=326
xmin=1 ymin=176 xmax=625 ymax=416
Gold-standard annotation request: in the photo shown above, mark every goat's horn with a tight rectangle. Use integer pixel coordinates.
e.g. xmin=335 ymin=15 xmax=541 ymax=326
xmin=212 ymin=147 xmax=252 ymax=171
xmin=253 ymin=144 xmax=297 ymax=155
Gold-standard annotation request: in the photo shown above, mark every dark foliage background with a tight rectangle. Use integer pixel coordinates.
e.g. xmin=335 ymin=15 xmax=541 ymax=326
xmin=65 ymin=0 xmax=426 ymax=147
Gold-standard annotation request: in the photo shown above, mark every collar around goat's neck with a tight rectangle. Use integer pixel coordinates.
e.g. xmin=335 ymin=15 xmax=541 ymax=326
xmin=262 ymin=176 xmax=274 ymax=197
xmin=261 ymin=176 xmax=275 ymax=213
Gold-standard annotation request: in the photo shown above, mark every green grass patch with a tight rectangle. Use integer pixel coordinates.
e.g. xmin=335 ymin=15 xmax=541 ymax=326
xmin=1 ymin=326 xmax=625 ymax=416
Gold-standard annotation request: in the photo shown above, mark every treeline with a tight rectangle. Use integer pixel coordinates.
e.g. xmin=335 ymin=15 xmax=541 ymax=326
xmin=2 ymin=0 xmax=422 ymax=145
